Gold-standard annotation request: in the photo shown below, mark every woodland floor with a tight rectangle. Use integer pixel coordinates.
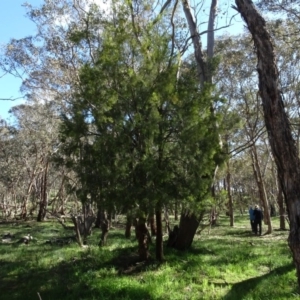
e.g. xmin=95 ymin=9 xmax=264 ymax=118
xmin=0 ymin=214 xmax=298 ymax=300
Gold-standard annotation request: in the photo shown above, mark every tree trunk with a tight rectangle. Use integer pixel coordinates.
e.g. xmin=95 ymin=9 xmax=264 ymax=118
xmin=226 ymin=161 xmax=234 ymax=226
xmin=83 ymin=215 xmax=96 ymax=242
xmin=125 ymin=215 xmax=132 ymax=238
xmin=133 ymin=218 xmax=139 ymax=239
xmin=168 ymin=210 xmax=199 ymax=250
xmin=37 ymin=161 xmax=49 ymax=222
xmin=235 ymin=0 xmax=300 ymax=286
xmin=277 ymin=173 xmax=286 ymax=230
xmin=21 ymin=179 xmax=36 ymax=219
xmin=155 ymin=207 xmax=164 ymax=261
xmin=270 ymin=203 xmax=276 ymax=217
xmin=95 ymin=207 xmax=102 ymax=228
xmin=99 ymin=218 xmax=109 ymax=246
xmin=71 ymin=215 xmax=83 ymax=247
xmin=136 ymin=217 xmax=150 ymax=261
xmin=164 ymin=205 xmax=170 ymax=234
xmin=148 ymin=212 xmax=157 ymax=236
xmin=107 ymin=209 xmax=114 ymax=227
xmin=96 ymin=210 xmax=109 ymax=246
xmin=70 ymin=214 xmax=95 ymax=246
xmin=181 ymin=0 xmax=207 ymax=85
xmin=207 ymin=0 xmax=217 ymax=58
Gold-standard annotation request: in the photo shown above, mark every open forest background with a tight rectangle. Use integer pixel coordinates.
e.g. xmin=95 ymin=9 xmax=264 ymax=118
xmin=1 ymin=0 xmax=300 ymax=298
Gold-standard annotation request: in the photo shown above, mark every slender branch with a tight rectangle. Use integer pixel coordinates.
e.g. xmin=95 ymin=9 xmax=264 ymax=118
xmin=168 ymin=0 xmax=179 ymax=68
xmin=0 ymin=97 xmax=24 ymax=101
xmin=180 ymin=19 xmax=237 ymax=55
xmin=229 ymin=127 xmax=266 ymax=156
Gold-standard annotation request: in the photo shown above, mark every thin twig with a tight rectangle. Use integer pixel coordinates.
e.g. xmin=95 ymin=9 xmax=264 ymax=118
xmin=0 ymin=97 xmax=24 ymax=101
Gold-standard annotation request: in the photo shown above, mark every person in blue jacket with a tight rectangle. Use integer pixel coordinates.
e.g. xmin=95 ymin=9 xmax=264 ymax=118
xmin=253 ymin=205 xmax=263 ymax=236
xmin=249 ymin=206 xmax=255 ymax=232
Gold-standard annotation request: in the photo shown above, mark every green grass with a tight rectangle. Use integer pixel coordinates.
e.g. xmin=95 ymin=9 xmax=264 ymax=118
xmin=0 ymin=215 xmax=298 ymax=300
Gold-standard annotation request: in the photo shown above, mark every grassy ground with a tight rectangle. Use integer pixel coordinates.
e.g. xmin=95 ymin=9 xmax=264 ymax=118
xmin=0 ymin=215 xmax=298 ymax=300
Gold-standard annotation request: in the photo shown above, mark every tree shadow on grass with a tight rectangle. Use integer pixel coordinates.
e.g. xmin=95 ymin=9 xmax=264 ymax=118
xmin=223 ymin=263 xmax=296 ymax=300
xmin=228 ymin=230 xmax=254 ymax=237
xmin=0 ymin=246 xmax=154 ymax=300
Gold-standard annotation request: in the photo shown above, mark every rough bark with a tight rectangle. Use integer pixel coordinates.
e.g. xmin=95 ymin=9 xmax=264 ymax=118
xmin=235 ymin=0 xmax=300 ymax=287
xmin=168 ymin=210 xmax=199 ymax=250
xmin=277 ymin=172 xmax=286 ymax=230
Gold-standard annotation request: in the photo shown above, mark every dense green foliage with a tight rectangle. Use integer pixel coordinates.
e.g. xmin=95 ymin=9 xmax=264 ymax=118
xmin=59 ymin=2 xmax=223 ymax=215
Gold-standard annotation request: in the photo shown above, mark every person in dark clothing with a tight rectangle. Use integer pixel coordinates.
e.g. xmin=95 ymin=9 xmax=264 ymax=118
xmin=253 ymin=205 xmax=263 ymax=235
xmin=249 ymin=206 xmax=255 ymax=232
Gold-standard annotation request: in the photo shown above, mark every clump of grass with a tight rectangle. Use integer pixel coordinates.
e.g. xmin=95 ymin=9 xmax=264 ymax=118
xmin=0 ymin=215 xmax=298 ymax=300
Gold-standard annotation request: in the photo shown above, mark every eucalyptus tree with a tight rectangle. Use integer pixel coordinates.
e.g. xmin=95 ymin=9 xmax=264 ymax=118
xmin=0 ymin=120 xmax=24 ymax=219
xmin=0 ymin=0 xmax=108 ymax=221
xmin=269 ymin=21 xmax=300 ymax=150
xmin=213 ymin=34 xmax=274 ymax=232
xmin=234 ymin=0 xmax=300 ymax=287
xmin=0 ymin=0 xmax=104 ymax=110
xmin=215 ymin=16 xmax=300 ymax=231
xmin=174 ymin=0 xmax=241 ymax=231
xmin=9 ymin=99 xmax=62 ymax=221
xmin=0 ymin=99 xmax=62 ymax=220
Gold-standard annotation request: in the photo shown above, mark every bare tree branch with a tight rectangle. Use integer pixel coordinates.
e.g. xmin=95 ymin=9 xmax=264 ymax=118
xmin=0 ymin=97 xmax=24 ymax=101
